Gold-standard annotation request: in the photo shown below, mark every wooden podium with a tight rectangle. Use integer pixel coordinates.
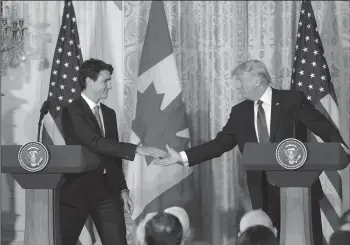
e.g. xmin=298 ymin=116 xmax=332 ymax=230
xmin=1 ymin=144 xmax=99 ymax=245
xmin=241 ymin=142 xmax=348 ymax=245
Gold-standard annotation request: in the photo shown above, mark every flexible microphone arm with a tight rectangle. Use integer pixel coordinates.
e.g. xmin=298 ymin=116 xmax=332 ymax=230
xmin=37 ymin=100 xmax=50 ymax=142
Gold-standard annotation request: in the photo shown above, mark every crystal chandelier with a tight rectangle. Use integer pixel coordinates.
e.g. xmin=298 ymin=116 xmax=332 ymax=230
xmin=1 ymin=1 xmax=30 ymax=77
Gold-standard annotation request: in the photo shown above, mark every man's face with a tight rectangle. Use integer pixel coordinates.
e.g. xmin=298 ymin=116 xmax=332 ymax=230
xmin=88 ymin=70 xmax=112 ymax=100
xmin=235 ymin=71 xmax=258 ymax=101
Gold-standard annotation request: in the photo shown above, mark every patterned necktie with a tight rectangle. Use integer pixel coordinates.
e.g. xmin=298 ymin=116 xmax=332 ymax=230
xmin=94 ymin=105 xmax=106 ymax=174
xmin=257 ymin=100 xmax=269 ymax=142
xmin=93 ymin=105 xmax=105 ymax=136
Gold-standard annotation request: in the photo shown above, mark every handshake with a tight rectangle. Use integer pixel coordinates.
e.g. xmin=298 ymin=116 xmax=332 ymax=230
xmin=135 ymin=144 xmax=183 ymax=167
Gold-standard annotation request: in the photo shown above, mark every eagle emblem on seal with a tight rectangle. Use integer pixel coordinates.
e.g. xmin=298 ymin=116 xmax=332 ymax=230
xmin=276 ymin=138 xmax=307 ymax=170
xmin=18 ymin=142 xmax=49 ymax=172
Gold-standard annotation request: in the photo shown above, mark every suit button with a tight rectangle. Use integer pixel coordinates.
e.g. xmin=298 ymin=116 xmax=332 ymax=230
xmin=103 ymin=168 xmax=106 ymax=174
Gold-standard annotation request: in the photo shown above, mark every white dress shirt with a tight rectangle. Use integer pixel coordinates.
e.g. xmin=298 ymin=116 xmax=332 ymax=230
xmin=180 ymin=86 xmax=273 ymax=166
xmin=81 ymin=93 xmax=105 ymax=136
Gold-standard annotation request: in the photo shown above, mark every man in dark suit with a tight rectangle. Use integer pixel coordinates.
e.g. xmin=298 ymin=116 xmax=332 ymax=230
xmin=60 ymin=58 xmax=166 ymax=245
xmin=154 ymin=60 xmax=349 ymax=244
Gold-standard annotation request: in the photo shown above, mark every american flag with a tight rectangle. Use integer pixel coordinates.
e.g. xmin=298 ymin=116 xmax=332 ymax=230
xmin=42 ymin=0 xmax=83 ymax=145
xmin=291 ymin=1 xmax=347 ymax=244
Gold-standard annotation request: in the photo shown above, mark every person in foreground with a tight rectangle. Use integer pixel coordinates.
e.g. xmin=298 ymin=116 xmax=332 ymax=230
xmin=146 ymin=212 xmax=183 ymax=245
xmin=60 ymin=58 xmax=166 ymax=245
xmin=239 ymin=209 xmax=277 ymax=238
xmin=136 ymin=207 xmax=191 ymax=245
xmin=154 ymin=60 xmax=349 ymax=244
xmin=237 ymin=225 xmax=278 ymax=245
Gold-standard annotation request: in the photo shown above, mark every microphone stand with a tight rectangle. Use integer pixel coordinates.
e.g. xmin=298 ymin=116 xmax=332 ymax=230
xmin=37 ymin=119 xmax=42 ymax=142
xmin=37 ymin=100 xmax=50 ymax=142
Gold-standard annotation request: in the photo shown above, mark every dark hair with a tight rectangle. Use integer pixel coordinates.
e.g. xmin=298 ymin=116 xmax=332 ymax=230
xmin=339 ymin=209 xmax=350 ymax=226
xmin=79 ymin=58 xmax=114 ymax=91
xmin=237 ymin=225 xmax=278 ymax=245
xmin=145 ymin=213 xmax=183 ymax=245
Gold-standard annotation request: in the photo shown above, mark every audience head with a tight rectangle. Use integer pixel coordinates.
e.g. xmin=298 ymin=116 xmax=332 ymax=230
xmin=164 ymin=206 xmax=191 ymax=243
xmin=239 ymin=209 xmax=277 ymax=238
xmin=231 ymin=60 xmax=271 ymax=101
xmin=136 ymin=212 xmax=158 ymax=245
xmin=79 ymin=58 xmax=113 ymax=101
xmin=237 ymin=225 xmax=278 ymax=245
xmin=144 ymin=212 xmax=183 ymax=245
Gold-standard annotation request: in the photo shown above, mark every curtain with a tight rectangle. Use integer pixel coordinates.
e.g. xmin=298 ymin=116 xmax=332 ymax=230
xmin=124 ymin=1 xmax=350 ymax=245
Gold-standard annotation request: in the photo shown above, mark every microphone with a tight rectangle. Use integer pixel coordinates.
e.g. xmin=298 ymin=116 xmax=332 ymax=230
xmin=37 ymin=100 xmax=50 ymax=142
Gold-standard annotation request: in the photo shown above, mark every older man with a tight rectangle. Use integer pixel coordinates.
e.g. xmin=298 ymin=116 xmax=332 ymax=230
xmin=154 ymin=60 xmax=349 ymax=244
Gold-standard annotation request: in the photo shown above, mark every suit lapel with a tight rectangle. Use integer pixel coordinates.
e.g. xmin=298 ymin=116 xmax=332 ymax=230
xmin=245 ymin=101 xmax=258 ymax=143
xmin=77 ymin=96 xmax=103 ymax=136
xmin=270 ymin=88 xmax=282 ymax=141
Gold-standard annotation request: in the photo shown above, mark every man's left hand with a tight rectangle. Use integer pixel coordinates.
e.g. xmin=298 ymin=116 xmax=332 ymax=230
xmin=121 ymin=191 xmax=134 ymax=215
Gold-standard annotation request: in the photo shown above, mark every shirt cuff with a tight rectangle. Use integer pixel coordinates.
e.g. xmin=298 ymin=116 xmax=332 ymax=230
xmin=180 ymin=151 xmax=189 ymax=167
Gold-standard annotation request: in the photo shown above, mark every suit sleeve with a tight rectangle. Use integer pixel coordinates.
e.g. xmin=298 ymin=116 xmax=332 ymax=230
xmin=185 ymin=107 xmax=238 ymax=166
xmin=62 ymin=105 xmax=137 ymax=161
xmin=296 ymin=91 xmax=347 ymax=146
xmin=108 ymin=160 xmax=128 ymax=196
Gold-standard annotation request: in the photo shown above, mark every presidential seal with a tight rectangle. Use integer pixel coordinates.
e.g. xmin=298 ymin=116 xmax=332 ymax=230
xmin=17 ymin=142 xmax=49 ymax=172
xmin=276 ymin=138 xmax=307 ymax=170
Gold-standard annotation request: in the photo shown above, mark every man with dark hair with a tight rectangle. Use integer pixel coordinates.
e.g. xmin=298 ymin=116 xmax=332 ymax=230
xmin=60 ymin=58 xmax=166 ymax=245
xmin=154 ymin=60 xmax=349 ymax=244
xmin=145 ymin=212 xmax=183 ymax=245
xmin=237 ymin=225 xmax=278 ymax=245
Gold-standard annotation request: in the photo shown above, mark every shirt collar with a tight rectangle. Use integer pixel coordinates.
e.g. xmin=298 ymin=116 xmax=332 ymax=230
xmin=81 ymin=92 xmax=101 ymax=110
xmin=255 ymin=86 xmax=272 ymax=105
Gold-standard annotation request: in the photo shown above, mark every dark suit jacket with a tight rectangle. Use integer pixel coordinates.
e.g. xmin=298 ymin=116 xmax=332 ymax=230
xmin=185 ymin=88 xmax=346 ymax=205
xmin=60 ymin=96 xmax=137 ymax=205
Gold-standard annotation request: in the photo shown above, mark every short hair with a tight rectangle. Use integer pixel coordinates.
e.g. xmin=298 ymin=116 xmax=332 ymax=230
xmin=239 ymin=209 xmax=275 ymax=235
xmin=231 ymin=60 xmax=271 ymax=84
xmin=79 ymin=58 xmax=114 ymax=91
xmin=237 ymin=225 xmax=278 ymax=245
xmin=145 ymin=212 xmax=183 ymax=245
xmin=164 ymin=206 xmax=190 ymax=240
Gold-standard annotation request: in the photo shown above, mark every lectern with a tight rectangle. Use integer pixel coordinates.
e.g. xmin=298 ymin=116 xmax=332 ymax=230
xmin=241 ymin=142 xmax=348 ymax=245
xmin=1 ymin=144 xmax=99 ymax=245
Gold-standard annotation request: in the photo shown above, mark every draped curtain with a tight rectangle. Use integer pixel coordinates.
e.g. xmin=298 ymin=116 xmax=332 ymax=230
xmin=124 ymin=1 xmax=350 ymax=245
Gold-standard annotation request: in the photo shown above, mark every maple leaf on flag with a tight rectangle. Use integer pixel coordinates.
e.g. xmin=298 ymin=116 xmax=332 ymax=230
xmin=132 ymin=82 xmax=189 ymax=165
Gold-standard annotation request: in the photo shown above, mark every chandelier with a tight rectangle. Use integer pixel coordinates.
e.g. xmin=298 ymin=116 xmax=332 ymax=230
xmin=1 ymin=1 xmax=30 ymax=76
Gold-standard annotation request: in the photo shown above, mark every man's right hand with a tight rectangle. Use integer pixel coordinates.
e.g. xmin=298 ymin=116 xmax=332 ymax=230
xmin=152 ymin=144 xmax=182 ymax=167
xmin=136 ymin=146 xmax=166 ymax=158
